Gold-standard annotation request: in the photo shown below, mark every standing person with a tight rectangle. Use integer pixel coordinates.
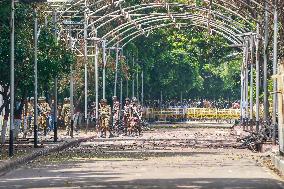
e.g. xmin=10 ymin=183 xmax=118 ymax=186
xmin=112 ymin=96 xmax=120 ymax=135
xmin=74 ymin=106 xmax=82 ymax=133
xmin=99 ymin=99 xmax=113 ymax=138
xmin=62 ymin=98 xmax=71 ymax=136
xmin=14 ymin=99 xmax=23 ymax=140
xmin=90 ymin=101 xmax=96 ymax=125
xmin=49 ymin=99 xmax=55 ymax=133
xmin=57 ymin=103 xmax=63 ymax=128
xmin=27 ymin=97 xmax=34 ymax=133
xmin=22 ymin=98 xmax=30 ymax=138
xmin=122 ymin=98 xmax=131 ymax=136
xmin=38 ymin=97 xmax=51 ymax=136
xmin=1 ymin=110 xmax=9 ymax=145
xmin=129 ymin=97 xmax=141 ymax=136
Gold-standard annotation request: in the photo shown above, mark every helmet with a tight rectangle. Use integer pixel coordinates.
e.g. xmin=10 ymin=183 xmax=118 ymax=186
xmin=30 ymin=97 xmax=35 ymax=101
xmin=38 ymin=97 xmax=46 ymax=101
xmin=100 ymin=99 xmax=107 ymax=103
xmin=112 ymin=96 xmax=117 ymax=100
xmin=64 ymin=97 xmax=70 ymax=102
xmin=132 ymin=97 xmax=138 ymax=102
xmin=125 ymin=98 xmax=130 ymax=102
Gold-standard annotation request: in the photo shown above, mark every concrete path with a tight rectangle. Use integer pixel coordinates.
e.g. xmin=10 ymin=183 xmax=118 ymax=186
xmin=0 ymin=128 xmax=283 ymax=189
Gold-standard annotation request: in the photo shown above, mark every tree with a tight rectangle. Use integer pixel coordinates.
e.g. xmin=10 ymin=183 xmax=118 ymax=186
xmin=0 ymin=2 xmax=75 ymax=115
xmin=123 ymin=26 xmax=242 ymax=101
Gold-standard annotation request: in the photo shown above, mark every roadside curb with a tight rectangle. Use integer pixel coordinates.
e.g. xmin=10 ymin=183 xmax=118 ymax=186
xmin=0 ymin=136 xmax=94 ymax=176
xmin=271 ymin=154 xmax=284 ymax=175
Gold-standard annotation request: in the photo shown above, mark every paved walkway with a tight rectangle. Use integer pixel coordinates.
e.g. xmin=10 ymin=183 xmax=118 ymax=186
xmin=0 ymin=128 xmax=283 ymax=189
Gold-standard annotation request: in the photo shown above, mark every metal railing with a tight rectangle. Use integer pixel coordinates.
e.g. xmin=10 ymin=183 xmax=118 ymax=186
xmin=145 ymin=108 xmax=241 ymax=122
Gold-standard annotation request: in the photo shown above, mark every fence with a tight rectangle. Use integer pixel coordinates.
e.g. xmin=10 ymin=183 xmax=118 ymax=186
xmin=144 ymin=108 xmax=240 ymax=122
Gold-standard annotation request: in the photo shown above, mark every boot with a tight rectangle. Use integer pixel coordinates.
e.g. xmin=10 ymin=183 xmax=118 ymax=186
xmin=109 ymin=132 xmax=114 ymax=138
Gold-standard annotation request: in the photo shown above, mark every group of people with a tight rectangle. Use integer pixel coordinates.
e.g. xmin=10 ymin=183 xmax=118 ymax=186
xmin=25 ymin=97 xmax=72 ymax=137
xmin=0 ymin=95 xmax=145 ymax=142
xmin=96 ymin=96 xmax=144 ymax=138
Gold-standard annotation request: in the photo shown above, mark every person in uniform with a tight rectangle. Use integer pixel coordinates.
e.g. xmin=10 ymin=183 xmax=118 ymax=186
xmin=99 ymin=99 xmax=114 ymax=138
xmin=27 ymin=97 xmax=34 ymax=132
xmin=122 ymin=98 xmax=131 ymax=136
xmin=57 ymin=103 xmax=64 ymax=128
xmin=22 ymin=98 xmax=29 ymax=138
xmin=129 ymin=97 xmax=141 ymax=136
xmin=38 ymin=97 xmax=51 ymax=136
xmin=112 ymin=96 xmax=120 ymax=135
xmin=90 ymin=101 xmax=96 ymax=124
xmin=62 ymin=98 xmax=71 ymax=136
xmin=49 ymin=99 xmax=55 ymax=132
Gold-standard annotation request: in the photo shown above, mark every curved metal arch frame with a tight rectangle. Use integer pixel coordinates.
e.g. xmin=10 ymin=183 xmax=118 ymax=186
xmin=119 ymin=23 xmax=242 ymax=48
xmin=87 ymin=2 xmax=253 ymax=35
xmin=86 ymin=0 xmax=272 ymax=23
xmin=46 ymin=0 xmax=274 ymax=45
xmin=94 ymin=4 xmax=249 ymax=37
xmin=46 ymin=0 xmax=273 ymax=53
xmin=104 ymin=15 xmax=243 ymax=47
xmin=109 ymin=18 xmax=243 ymax=48
xmin=101 ymin=14 xmax=244 ymax=45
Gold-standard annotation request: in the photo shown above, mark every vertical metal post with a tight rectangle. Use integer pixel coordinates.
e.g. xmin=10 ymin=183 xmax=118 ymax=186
xmin=255 ymin=24 xmax=260 ymax=132
xmin=69 ymin=27 xmax=74 ymax=138
xmin=272 ymin=1 xmax=278 ymax=145
xmin=33 ymin=9 xmax=38 ymax=148
xmin=250 ymin=35 xmax=254 ymax=131
xmin=52 ymin=10 xmax=58 ymax=142
xmin=160 ymin=91 xmax=163 ymax=109
xmin=245 ymin=38 xmax=249 ymax=129
xmin=120 ymin=77 xmax=123 ymax=109
xmin=263 ymin=1 xmax=269 ymax=123
xmin=126 ymin=55 xmax=129 ymax=98
xmin=70 ymin=68 xmax=74 ymax=137
xmin=136 ymin=64 xmax=139 ymax=101
xmin=126 ymin=79 xmax=129 ymax=98
xmin=240 ymin=41 xmax=246 ymax=125
xmin=94 ymin=42 xmax=99 ymax=122
xmin=54 ymin=78 xmax=58 ymax=141
xmin=132 ymin=57 xmax=135 ymax=98
xmin=9 ymin=0 xmax=15 ymax=157
xmin=141 ymin=71 xmax=144 ymax=106
xmin=114 ymin=46 xmax=119 ymax=97
xmin=84 ymin=10 xmax=88 ymax=127
xmin=102 ymin=40 xmax=106 ymax=99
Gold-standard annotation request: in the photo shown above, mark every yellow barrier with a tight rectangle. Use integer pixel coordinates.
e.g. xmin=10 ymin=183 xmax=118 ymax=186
xmin=145 ymin=108 xmax=240 ymax=121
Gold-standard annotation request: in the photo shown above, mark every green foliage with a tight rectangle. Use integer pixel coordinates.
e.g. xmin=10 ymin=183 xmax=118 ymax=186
xmin=125 ymin=26 xmax=242 ymax=100
xmin=0 ymin=2 xmax=75 ymax=106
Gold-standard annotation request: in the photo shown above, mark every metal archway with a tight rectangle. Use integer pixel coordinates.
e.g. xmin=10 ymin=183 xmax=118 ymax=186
xmin=42 ymin=0 xmax=279 ymax=145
